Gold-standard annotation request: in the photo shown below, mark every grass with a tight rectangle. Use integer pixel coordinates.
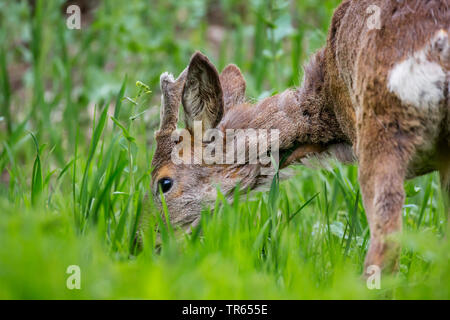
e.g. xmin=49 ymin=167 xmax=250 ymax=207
xmin=0 ymin=0 xmax=448 ymax=299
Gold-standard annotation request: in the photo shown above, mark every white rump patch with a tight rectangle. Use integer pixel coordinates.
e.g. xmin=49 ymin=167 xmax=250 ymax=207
xmin=388 ymin=48 xmax=446 ymax=109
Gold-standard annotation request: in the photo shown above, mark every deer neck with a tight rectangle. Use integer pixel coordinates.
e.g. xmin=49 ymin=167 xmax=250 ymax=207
xmin=218 ymin=56 xmax=349 ymax=167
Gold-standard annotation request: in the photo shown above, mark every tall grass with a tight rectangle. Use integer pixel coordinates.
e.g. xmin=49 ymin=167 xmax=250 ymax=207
xmin=0 ymin=0 xmax=448 ymax=299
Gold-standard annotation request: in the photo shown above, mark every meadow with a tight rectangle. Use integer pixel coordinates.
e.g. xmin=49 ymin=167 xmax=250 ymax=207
xmin=0 ymin=0 xmax=448 ymax=299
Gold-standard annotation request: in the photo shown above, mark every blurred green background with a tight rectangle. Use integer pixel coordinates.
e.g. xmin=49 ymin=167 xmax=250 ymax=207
xmin=0 ymin=0 xmax=448 ymax=299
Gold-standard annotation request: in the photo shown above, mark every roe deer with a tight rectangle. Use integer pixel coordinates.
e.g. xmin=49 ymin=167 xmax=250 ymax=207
xmin=149 ymin=0 xmax=449 ymax=275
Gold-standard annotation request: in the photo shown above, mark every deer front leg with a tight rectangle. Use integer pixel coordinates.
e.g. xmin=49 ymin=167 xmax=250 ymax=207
xmin=358 ymin=128 xmax=410 ymax=276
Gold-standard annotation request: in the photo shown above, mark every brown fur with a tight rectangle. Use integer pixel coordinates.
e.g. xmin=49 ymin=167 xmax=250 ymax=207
xmin=150 ymin=0 xmax=450 ymax=275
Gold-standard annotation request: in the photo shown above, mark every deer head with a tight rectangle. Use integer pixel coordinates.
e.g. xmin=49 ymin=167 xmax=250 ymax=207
xmin=151 ymin=52 xmax=256 ymax=231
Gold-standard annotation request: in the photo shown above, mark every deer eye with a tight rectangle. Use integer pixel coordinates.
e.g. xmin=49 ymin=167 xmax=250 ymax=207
xmin=158 ymin=177 xmax=173 ymax=194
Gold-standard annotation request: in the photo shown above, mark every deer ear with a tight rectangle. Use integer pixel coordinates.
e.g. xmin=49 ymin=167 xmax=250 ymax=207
xmin=220 ymin=64 xmax=246 ymax=111
xmin=182 ymin=52 xmax=224 ymax=132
